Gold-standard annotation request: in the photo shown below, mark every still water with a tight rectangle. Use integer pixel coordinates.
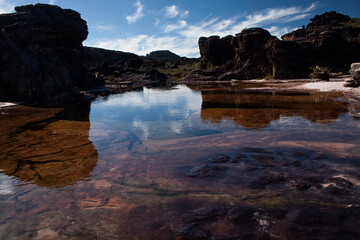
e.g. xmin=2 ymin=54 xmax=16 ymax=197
xmin=0 ymin=84 xmax=359 ymax=239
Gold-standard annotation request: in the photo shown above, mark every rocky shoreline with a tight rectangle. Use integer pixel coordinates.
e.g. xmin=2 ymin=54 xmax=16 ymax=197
xmin=182 ymin=11 xmax=360 ymax=83
xmin=0 ymin=4 xmax=360 ymax=240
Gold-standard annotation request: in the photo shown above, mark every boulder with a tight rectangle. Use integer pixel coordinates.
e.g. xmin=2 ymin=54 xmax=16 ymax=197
xmin=183 ymin=11 xmax=360 ymax=81
xmin=0 ymin=4 xmax=101 ymax=106
xmin=346 ymin=62 xmax=360 ymax=87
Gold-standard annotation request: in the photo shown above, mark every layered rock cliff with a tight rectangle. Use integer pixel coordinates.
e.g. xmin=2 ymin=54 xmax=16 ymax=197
xmin=184 ymin=11 xmax=360 ymax=81
xmin=0 ymin=4 xmax=101 ymax=106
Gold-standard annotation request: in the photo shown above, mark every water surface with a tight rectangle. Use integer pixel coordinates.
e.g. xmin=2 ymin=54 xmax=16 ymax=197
xmin=0 ymin=84 xmax=359 ymax=239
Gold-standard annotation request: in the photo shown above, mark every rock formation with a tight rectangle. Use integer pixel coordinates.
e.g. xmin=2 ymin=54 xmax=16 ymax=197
xmin=183 ymin=11 xmax=360 ymax=81
xmin=345 ymin=62 xmax=360 ymax=87
xmin=0 ymin=4 xmax=102 ymax=106
xmin=84 ymin=47 xmax=168 ymax=93
xmin=146 ymin=50 xmax=180 ymax=61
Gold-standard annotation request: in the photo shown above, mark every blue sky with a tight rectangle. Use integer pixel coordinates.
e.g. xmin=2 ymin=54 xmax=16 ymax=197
xmin=1 ymin=0 xmax=359 ymax=57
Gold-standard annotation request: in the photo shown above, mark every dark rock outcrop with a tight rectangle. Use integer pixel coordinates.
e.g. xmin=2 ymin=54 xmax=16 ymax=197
xmin=84 ymin=46 xmax=139 ymax=68
xmin=146 ymin=50 xmax=180 ymax=61
xmin=0 ymin=4 xmax=101 ymax=106
xmin=183 ymin=11 xmax=360 ymax=81
xmin=177 ymin=204 xmax=360 ymax=240
xmin=306 ymin=11 xmax=352 ymax=28
xmin=199 ymin=35 xmax=235 ymax=69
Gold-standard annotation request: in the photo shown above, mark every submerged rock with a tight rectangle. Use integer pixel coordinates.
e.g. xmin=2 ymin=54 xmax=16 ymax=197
xmin=177 ymin=205 xmax=360 ymax=240
xmin=207 ymin=154 xmax=231 ymax=163
xmin=186 ymin=165 xmax=229 ymax=178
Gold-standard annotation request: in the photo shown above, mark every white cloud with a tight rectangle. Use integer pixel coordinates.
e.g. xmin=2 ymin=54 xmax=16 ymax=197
xmin=49 ymin=0 xmax=56 ymax=5
xmin=266 ymin=26 xmax=295 ymax=38
xmin=91 ymin=86 xmax=202 ymax=139
xmin=86 ymin=34 xmax=199 ymax=57
xmin=87 ymin=2 xmax=318 ymax=58
xmin=181 ymin=10 xmax=189 ymax=18
xmin=164 ymin=5 xmax=179 ymax=18
xmin=93 ymin=24 xmax=115 ymax=33
xmin=0 ymin=0 xmax=14 ymax=14
xmin=164 ymin=20 xmax=187 ymax=33
xmin=164 ymin=5 xmax=189 ymax=19
xmin=0 ymin=174 xmax=15 ymax=195
xmin=282 ymin=13 xmax=310 ymax=23
xmin=126 ymin=0 xmax=144 ymax=24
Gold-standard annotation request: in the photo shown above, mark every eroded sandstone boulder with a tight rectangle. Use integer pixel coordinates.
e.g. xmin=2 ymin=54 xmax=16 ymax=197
xmin=183 ymin=11 xmax=360 ymax=81
xmin=345 ymin=62 xmax=360 ymax=87
xmin=0 ymin=4 xmax=101 ymax=106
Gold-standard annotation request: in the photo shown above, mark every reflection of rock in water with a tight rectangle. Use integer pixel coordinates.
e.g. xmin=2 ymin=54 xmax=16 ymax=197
xmin=0 ymin=104 xmax=98 ymax=188
xmin=201 ymin=90 xmax=347 ymax=129
xmin=56 ymin=101 xmax=91 ymax=122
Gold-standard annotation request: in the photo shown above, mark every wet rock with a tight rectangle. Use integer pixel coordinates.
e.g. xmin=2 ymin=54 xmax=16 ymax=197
xmin=248 ymin=173 xmax=286 ymax=189
xmin=176 ymin=223 xmax=208 ymax=240
xmin=324 ymin=186 xmax=351 ymax=195
xmin=287 ymin=206 xmax=360 ymax=240
xmin=251 ymin=155 xmax=275 ymax=161
xmin=251 ymin=155 xmax=276 ymax=167
xmin=178 ymin=205 xmax=274 ymax=240
xmin=292 ymin=179 xmax=312 ymax=191
xmin=186 ymin=165 xmax=229 ymax=178
xmin=178 ymin=204 xmax=360 ymax=240
xmin=244 ymin=166 xmax=259 ymax=172
xmin=230 ymin=154 xmax=246 ymax=163
xmin=294 ymin=206 xmax=344 ymax=226
xmin=323 ymin=177 xmax=353 ymax=195
xmin=226 ymin=205 xmax=259 ymax=222
xmin=291 ymin=176 xmax=324 ymax=191
xmin=326 ymin=177 xmax=353 ymax=189
xmin=292 ymin=152 xmax=309 ymax=158
xmin=281 ymin=160 xmax=301 ymax=167
xmin=207 ymin=154 xmax=230 ymax=163
xmin=185 ymin=206 xmax=228 ymax=223
xmin=267 ymin=208 xmax=288 ymax=219
xmin=314 ymin=153 xmax=328 ymax=160
xmin=242 ymin=148 xmax=273 ymax=154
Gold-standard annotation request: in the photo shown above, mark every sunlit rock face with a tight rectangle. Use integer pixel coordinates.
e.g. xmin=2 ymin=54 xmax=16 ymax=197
xmin=0 ymin=4 xmax=101 ymax=106
xmin=0 ymin=104 xmax=98 ymax=188
xmin=346 ymin=62 xmax=360 ymax=87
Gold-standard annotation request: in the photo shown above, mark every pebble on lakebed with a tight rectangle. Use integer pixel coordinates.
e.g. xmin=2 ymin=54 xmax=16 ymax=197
xmin=185 ymin=147 xmax=358 ymax=197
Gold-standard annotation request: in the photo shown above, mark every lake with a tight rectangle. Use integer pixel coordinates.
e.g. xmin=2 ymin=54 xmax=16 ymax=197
xmin=0 ymin=84 xmax=359 ymax=239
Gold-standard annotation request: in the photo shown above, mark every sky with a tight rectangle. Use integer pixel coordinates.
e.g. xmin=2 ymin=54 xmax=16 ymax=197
xmin=1 ymin=0 xmax=360 ymax=57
